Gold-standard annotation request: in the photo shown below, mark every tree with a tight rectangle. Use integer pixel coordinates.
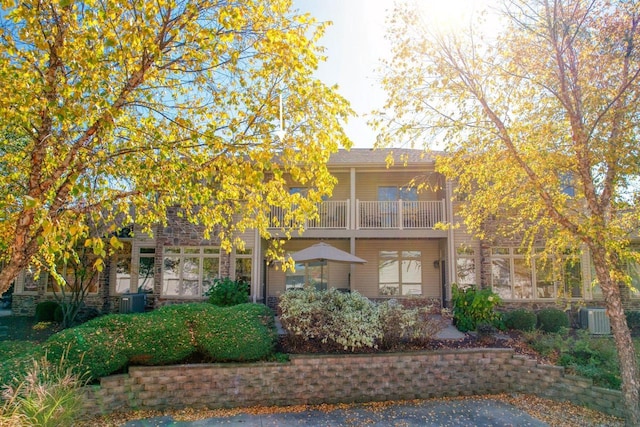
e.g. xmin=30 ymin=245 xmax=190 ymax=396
xmin=374 ymin=0 xmax=640 ymax=423
xmin=0 ymin=0 xmax=352 ymax=292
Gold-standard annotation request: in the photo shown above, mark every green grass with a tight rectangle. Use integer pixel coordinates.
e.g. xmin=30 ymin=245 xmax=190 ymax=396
xmin=0 ymin=316 xmax=60 ymax=342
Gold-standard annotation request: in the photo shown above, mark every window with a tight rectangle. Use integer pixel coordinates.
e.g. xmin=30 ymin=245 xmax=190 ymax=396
xmin=455 ymin=246 xmax=476 ymax=286
xmin=378 ymin=250 xmax=422 ymax=296
xmin=162 ymin=247 xmax=219 ymax=297
xmin=114 ymin=243 xmax=155 ymax=294
xmin=19 ymin=270 xmax=39 ymax=293
xmin=47 ymin=264 xmax=99 ymax=294
xmin=234 ymin=249 xmax=252 ymax=290
xmin=285 ymin=260 xmax=327 ymax=291
xmin=490 ymin=247 xmax=583 ymax=300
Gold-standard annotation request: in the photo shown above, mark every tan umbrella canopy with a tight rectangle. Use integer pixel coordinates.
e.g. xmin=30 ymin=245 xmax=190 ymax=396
xmin=290 ymin=242 xmax=366 ymax=289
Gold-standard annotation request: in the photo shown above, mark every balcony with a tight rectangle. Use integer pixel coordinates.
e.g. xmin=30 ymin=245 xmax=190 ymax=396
xmin=357 ymin=200 xmax=445 ymax=229
xmin=268 ymin=200 xmax=445 ymax=230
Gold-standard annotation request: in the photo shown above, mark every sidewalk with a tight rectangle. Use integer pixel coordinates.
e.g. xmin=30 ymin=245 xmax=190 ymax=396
xmin=122 ymin=397 xmax=548 ymax=426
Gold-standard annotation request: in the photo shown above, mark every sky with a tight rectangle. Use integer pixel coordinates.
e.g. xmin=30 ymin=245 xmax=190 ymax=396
xmin=291 ymin=0 xmax=495 ymax=149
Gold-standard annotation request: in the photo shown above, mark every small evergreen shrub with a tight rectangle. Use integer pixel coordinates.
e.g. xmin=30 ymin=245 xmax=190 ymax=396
xmin=503 ymin=309 xmax=537 ymax=332
xmin=35 ymin=301 xmax=60 ymax=322
xmin=205 ymin=277 xmax=249 ymax=306
xmin=451 ymin=284 xmax=502 ymax=332
xmin=537 ymin=308 xmax=569 ymax=333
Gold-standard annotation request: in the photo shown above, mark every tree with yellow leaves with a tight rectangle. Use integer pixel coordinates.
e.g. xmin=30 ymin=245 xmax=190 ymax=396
xmin=0 ymin=0 xmax=352 ymax=293
xmin=374 ymin=0 xmax=640 ymax=424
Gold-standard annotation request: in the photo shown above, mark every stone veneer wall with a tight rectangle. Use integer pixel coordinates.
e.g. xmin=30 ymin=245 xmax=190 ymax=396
xmin=81 ymin=349 xmax=625 ymax=419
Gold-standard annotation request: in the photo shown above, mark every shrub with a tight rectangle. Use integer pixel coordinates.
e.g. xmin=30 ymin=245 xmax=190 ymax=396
xmin=205 ymin=277 xmax=249 ymax=306
xmin=192 ymin=303 xmax=276 ymax=361
xmin=35 ymin=301 xmax=60 ymax=323
xmin=40 ymin=303 xmax=276 ymax=381
xmin=537 ymin=308 xmax=569 ymax=333
xmin=0 ymin=350 xmax=87 ymax=427
xmin=503 ymin=309 xmax=537 ymax=332
xmin=378 ymin=302 xmax=446 ymax=349
xmin=279 ymin=288 xmax=381 ymax=351
xmin=451 ymin=284 xmax=502 ymax=332
xmin=625 ymin=311 xmax=640 ymax=336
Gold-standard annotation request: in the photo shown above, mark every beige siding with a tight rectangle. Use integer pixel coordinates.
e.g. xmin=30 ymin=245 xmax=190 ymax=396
xmin=352 ymin=239 xmax=441 ymax=298
xmin=329 ymin=172 xmax=351 ymax=200
xmin=355 ymin=171 xmax=443 ymax=201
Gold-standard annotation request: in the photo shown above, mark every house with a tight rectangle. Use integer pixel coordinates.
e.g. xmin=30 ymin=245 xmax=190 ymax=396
xmin=9 ymin=148 xmax=640 ymax=316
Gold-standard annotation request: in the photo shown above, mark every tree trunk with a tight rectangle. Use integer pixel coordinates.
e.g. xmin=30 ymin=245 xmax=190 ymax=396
xmin=592 ymin=246 xmax=640 ymax=426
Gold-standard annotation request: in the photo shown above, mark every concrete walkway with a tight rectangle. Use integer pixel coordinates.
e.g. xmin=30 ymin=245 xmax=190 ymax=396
xmin=122 ymin=398 xmax=548 ymax=426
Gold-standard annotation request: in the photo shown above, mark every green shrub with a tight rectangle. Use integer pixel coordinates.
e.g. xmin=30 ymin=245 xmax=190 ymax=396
xmin=451 ymin=284 xmax=502 ymax=332
xmin=0 ymin=350 xmax=87 ymax=426
xmin=35 ymin=301 xmax=60 ymax=323
xmin=39 ymin=303 xmax=276 ymax=381
xmin=378 ymin=302 xmax=446 ymax=349
xmin=625 ymin=310 xmax=640 ymax=336
xmin=537 ymin=308 xmax=569 ymax=333
xmin=279 ymin=288 xmax=381 ymax=351
xmin=192 ymin=303 xmax=276 ymax=361
xmin=503 ymin=309 xmax=537 ymax=332
xmin=205 ymin=277 xmax=249 ymax=306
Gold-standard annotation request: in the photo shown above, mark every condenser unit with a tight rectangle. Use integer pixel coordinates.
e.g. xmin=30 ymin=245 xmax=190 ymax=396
xmin=579 ymin=308 xmax=611 ymax=335
xmin=120 ymin=293 xmax=146 ymax=314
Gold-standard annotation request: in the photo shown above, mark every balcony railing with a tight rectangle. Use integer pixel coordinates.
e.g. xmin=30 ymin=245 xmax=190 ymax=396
xmin=269 ymin=200 xmax=349 ymax=229
xmin=268 ymin=199 xmax=445 ymax=230
xmin=357 ymin=200 xmax=445 ymax=229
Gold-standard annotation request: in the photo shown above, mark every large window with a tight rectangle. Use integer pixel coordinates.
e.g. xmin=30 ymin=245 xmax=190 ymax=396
xmin=490 ymin=247 xmax=583 ymax=300
xmin=162 ymin=247 xmax=219 ymax=297
xmin=455 ymin=246 xmax=476 ymax=286
xmin=378 ymin=250 xmax=422 ymax=296
xmin=234 ymin=249 xmax=252 ymax=289
xmin=47 ymin=264 xmax=99 ymax=294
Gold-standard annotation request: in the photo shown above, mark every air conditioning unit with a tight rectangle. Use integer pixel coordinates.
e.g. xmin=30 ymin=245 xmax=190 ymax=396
xmin=120 ymin=293 xmax=146 ymax=314
xmin=579 ymin=308 xmax=611 ymax=335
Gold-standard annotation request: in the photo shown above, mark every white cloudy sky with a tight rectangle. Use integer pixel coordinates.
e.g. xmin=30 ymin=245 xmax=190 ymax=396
xmin=291 ymin=0 xmax=495 ymax=148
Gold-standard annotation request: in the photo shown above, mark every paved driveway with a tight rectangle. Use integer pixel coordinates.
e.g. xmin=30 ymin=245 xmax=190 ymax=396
xmin=123 ymin=398 xmax=547 ymax=426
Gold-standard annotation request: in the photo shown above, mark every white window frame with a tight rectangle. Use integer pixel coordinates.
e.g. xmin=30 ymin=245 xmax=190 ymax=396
xmin=161 ymin=246 xmax=220 ymax=298
xmin=378 ymin=250 xmax=423 ymax=296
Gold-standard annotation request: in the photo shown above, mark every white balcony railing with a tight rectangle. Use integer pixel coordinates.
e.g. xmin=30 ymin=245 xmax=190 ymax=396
xmin=269 ymin=200 xmax=349 ymax=229
xmin=268 ymin=199 xmax=445 ymax=230
xmin=357 ymin=200 xmax=445 ymax=229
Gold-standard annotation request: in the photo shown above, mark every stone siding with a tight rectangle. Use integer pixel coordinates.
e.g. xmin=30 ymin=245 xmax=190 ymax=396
xmin=81 ymin=349 xmax=625 ymax=419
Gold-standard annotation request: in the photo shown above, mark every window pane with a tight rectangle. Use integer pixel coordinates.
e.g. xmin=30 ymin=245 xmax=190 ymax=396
xmin=162 ymin=257 xmax=181 ymax=296
xmin=204 ymin=248 xmax=220 ymax=255
xmin=235 ymin=258 xmax=251 ymax=284
xmin=379 ymin=259 xmax=399 ymax=283
xmin=180 ymin=258 xmax=200 ymax=296
xmin=140 ymin=247 xmax=155 ymax=254
xmin=378 ymin=187 xmax=398 ymax=201
xmin=564 ymin=259 xmax=582 ymax=298
xmin=513 ymin=258 xmax=532 ymax=299
xmin=402 ymin=284 xmax=422 ymax=296
xmin=456 ymin=258 xmax=476 ymax=286
xmin=165 ymin=247 xmax=180 ymax=254
xmin=380 ymin=250 xmax=398 ymax=258
xmin=535 ymin=260 xmax=555 ymax=298
xmin=308 ymin=263 xmax=327 ymax=291
xmin=492 ymin=248 xmax=509 ymax=255
xmin=402 ymin=259 xmax=422 ymax=283
xmin=138 ymin=257 xmax=155 ymax=293
xmin=22 ymin=271 xmax=39 ymax=292
xmin=116 ymin=257 xmax=132 ymax=294
xmin=491 ymin=258 xmax=512 ymax=299
xmin=379 ymin=284 xmax=399 ymax=296
xmin=285 ymin=263 xmax=306 ymax=290
xmin=402 ymin=250 xmax=421 ymax=258
xmin=184 ymin=248 xmax=200 ymax=254
xmin=202 ymin=257 xmax=219 ymax=294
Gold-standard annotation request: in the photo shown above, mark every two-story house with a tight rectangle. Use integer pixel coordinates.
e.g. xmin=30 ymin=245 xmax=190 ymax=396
xmin=9 ymin=148 xmax=640 ymax=316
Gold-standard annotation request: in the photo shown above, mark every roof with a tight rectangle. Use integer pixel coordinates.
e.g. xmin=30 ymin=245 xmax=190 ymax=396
xmin=328 ymin=148 xmax=441 ymax=166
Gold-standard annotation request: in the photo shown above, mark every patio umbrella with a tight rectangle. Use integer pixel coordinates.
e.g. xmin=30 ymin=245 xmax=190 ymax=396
xmin=290 ymin=242 xmax=367 ymax=289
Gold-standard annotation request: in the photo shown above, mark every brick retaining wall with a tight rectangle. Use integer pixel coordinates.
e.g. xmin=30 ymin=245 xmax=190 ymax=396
xmin=82 ymin=349 xmax=626 ymax=419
